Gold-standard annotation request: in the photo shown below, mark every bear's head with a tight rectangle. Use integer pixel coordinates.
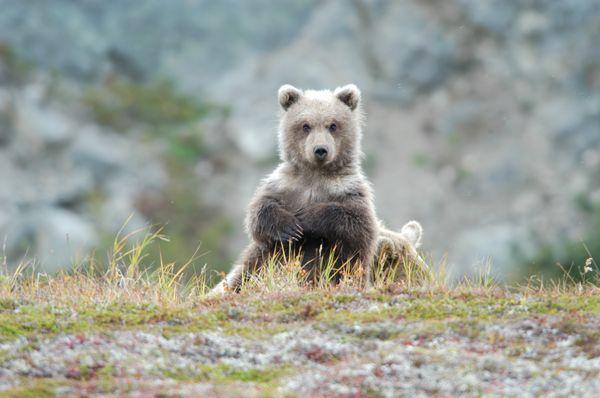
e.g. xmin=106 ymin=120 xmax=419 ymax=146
xmin=277 ymin=84 xmax=363 ymax=173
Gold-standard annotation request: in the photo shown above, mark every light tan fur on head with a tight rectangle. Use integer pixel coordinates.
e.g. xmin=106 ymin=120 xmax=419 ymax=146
xmin=277 ymin=84 xmax=364 ymax=173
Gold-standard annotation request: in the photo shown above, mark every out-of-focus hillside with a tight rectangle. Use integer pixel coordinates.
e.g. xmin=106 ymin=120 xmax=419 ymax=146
xmin=0 ymin=0 xmax=598 ymax=279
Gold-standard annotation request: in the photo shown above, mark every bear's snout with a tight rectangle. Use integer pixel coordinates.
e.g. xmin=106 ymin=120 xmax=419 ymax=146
xmin=314 ymin=146 xmax=328 ymax=161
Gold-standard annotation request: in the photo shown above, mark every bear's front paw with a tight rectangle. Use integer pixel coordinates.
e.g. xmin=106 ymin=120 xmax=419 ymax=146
xmin=274 ymin=213 xmax=304 ymax=242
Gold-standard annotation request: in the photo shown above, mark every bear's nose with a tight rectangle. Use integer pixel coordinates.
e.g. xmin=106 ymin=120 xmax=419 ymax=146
xmin=314 ymin=146 xmax=328 ymax=160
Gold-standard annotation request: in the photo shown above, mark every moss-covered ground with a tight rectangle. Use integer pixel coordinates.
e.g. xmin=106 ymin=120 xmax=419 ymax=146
xmin=1 ymin=229 xmax=598 ymax=396
xmin=0 ymin=286 xmax=598 ymax=397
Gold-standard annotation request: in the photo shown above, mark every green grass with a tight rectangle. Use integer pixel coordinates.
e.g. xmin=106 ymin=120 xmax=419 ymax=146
xmin=162 ymin=363 xmax=288 ymax=384
xmin=84 ymin=78 xmax=213 ymax=132
xmin=1 ymin=287 xmax=598 ymax=344
xmin=2 ymin=379 xmax=68 ymax=398
xmin=0 ymin=43 xmax=32 ymax=84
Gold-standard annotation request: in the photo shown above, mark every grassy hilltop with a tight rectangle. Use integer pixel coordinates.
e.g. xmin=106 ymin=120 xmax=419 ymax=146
xmin=0 ymin=229 xmax=598 ymax=397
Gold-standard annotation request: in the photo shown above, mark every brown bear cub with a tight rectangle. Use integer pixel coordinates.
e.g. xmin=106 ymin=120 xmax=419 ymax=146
xmin=211 ymin=84 xmax=423 ymax=295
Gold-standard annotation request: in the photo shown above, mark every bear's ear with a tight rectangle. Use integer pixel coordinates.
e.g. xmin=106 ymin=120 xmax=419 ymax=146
xmin=334 ymin=84 xmax=361 ymax=111
xmin=278 ymin=84 xmax=302 ymax=111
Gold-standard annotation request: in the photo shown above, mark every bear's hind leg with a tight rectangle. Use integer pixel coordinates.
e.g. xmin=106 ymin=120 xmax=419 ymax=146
xmin=208 ymin=242 xmax=269 ymax=296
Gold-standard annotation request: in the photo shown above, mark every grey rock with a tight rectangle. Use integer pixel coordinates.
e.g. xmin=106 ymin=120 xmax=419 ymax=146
xmin=16 ymin=101 xmax=74 ymax=148
xmin=0 ymin=0 xmax=319 ymax=81
xmin=553 ymin=100 xmax=600 ymax=159
xmin=459 ymin=0 xmax=519 ymax=36
xmin=70 ymin=125 xmax=128 ymax=182
xmin=370 ymin=3 xmax=458 ymax=100
xmin=9 ymin=207 xmax=97 ymax=273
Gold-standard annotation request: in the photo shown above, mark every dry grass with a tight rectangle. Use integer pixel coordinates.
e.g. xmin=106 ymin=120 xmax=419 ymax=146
xmin=0 ymin=223 xmax=598 ymax=309
xmin=0 ymin=223 xmax=208 ymax=308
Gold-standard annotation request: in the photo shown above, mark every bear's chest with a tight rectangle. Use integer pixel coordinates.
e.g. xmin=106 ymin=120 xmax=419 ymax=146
xmin=282 ymin=176 xmax=348 ymax=209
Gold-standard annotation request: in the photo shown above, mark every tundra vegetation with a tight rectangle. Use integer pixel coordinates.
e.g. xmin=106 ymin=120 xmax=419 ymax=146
xmin=0 ymin=225 xmax=598 ymax=397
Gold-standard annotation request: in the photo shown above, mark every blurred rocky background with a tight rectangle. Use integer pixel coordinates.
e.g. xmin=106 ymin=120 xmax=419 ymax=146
xmin=0 ymin=0 xmax=598 ymax=282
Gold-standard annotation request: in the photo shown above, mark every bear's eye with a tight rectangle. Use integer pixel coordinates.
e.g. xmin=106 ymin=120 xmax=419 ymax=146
xmin=328 ymin=123 xmax=337 ymax=133
xmin=302 ymin=123 xmax=311 ymax=133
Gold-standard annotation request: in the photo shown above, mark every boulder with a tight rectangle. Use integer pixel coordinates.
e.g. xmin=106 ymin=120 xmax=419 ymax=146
xmin=9 ymin=207 xmax=97 ymax=273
